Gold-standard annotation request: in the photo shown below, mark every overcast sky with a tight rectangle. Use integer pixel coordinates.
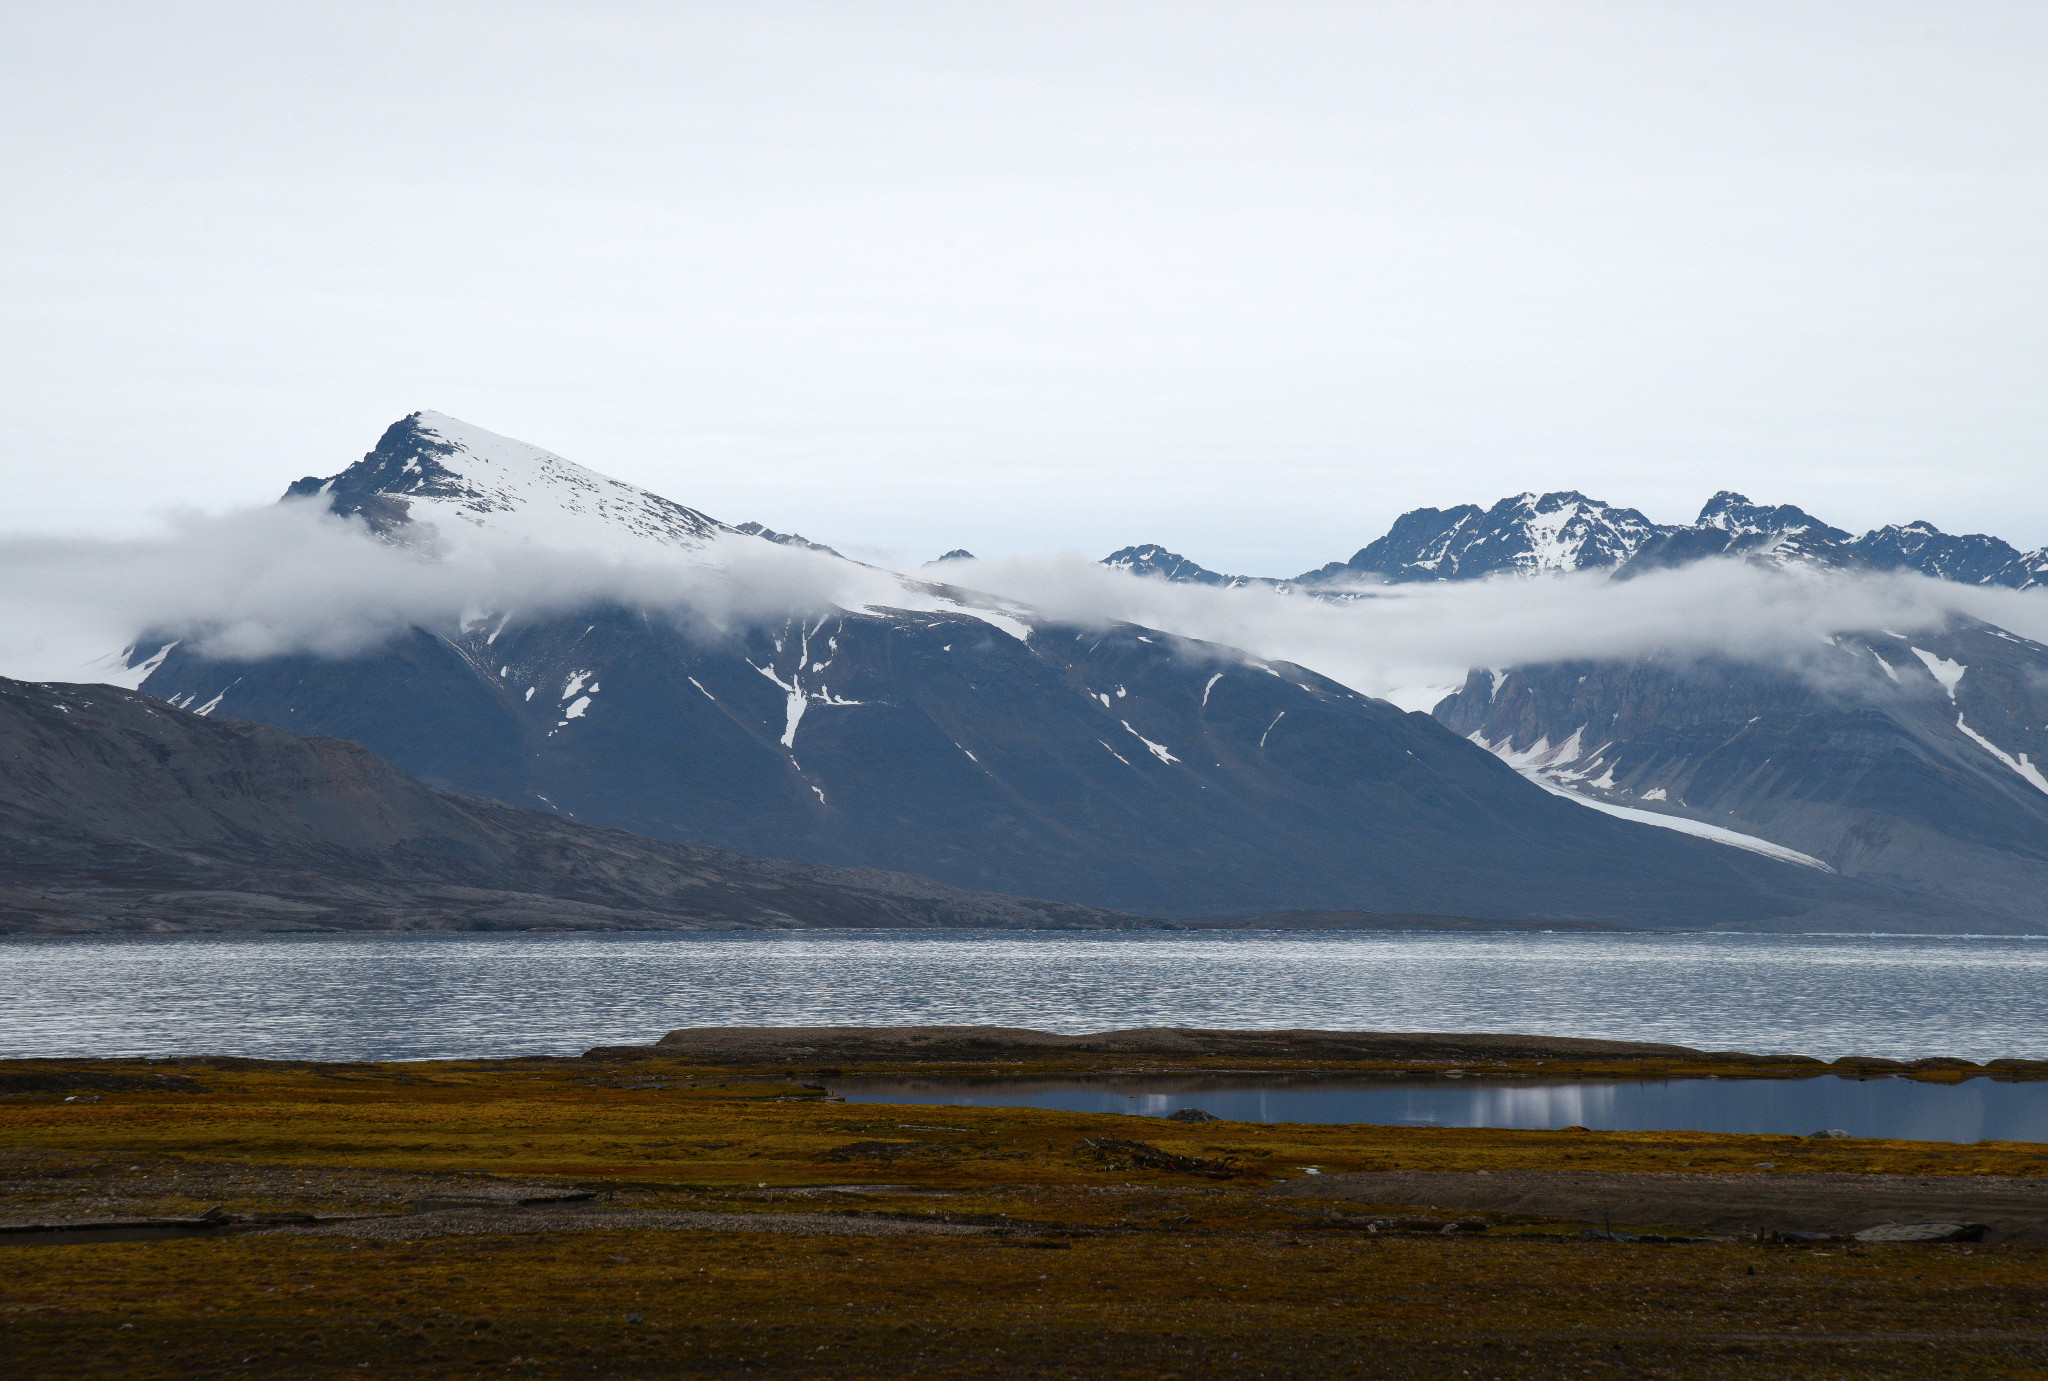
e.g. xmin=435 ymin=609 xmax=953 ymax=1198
xmin=4 ymin=1 xmax=2045 ymax=574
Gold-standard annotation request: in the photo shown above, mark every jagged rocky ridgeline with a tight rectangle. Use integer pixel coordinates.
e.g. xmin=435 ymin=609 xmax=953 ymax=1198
xmin=1106 ymin=489 xmax=2048 ymax=588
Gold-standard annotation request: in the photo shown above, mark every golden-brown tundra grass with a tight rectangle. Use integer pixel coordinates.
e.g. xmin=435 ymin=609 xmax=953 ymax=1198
xmin=4 ymin=1055 xmax=2046 ymax=1379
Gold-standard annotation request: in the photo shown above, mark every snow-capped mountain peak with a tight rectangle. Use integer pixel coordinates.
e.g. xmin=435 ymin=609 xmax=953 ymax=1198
xmin=1102 ymin=544 xmax=1250 ymax=586
xmin=1850 ymin=521 xmax=2041 ymax=588
xmin=1486 ymin=490 xmax=1665 ymax=574
xmin=268 ymin=411 xmax=1048 ymax=647
xmin=732 ymin=522 xmax=843 ymax=558
xmin=1300 ymin=489 xmax=1663 ymax=584
xmin=285 ymin=411 xmax=728 ymax=554
xmin=1694 ymin=491 xmax=1850 ymax=543
xmin=1607 ymin=491 xmax=1860 ymax=575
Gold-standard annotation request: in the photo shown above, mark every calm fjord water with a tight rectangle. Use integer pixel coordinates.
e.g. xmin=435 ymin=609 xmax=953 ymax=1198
xmin=828 ymin=1073 xmax=2048 ymax=1144
xmin=2 ymin=929 xmax=2043 ymax=1064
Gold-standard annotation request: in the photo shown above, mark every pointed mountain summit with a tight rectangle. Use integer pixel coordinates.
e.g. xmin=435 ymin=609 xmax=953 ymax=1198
xmin=1694 ymin=491 xmax=1850 ymax=542
xmin=1299 ymin=491 xmax=1666 ymax=585
xmin=285 ymin=410 xmax=727 ymax=553
xmin=1850 ymin=521 xmax=2044 ymax=588
xmin=1617 ymin=492 xmax=1857 ymax=574
xmin=1101 ymin=545 xmax=1258 ymax=586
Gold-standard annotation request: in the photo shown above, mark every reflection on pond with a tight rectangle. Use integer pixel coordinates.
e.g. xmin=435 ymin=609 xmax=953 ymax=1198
xmin=827 ymin=1075 xmax=2048 ymax=1145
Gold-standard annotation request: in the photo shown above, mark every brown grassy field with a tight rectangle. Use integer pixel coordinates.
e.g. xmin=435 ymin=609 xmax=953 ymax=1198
xmin=4 ymin=1053 xmax=2046 ymax=1379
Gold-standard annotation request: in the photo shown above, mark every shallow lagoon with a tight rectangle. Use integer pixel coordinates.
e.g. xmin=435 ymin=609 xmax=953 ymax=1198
xmin=829 ymin=1072 xmax=2048 ymax=1144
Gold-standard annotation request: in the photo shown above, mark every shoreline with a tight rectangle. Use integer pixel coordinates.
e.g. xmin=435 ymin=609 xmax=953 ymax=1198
xmin=8 ymin=922 xmax=2048 ymax=945
xmin=595 ymin=1024 xmax=2048 ymax=1080
xmin=5 ymin=1025 xmax=2043 ymax=1081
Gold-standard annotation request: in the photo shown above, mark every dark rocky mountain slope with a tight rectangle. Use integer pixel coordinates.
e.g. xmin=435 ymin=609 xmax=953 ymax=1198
xmin=1434 ymin=622 xmax=2048 ymax=923
xmin=0 ymin=675 xmax=1164 ymax=935
xmin=134 ymin=605 xmax=1908 ymax=927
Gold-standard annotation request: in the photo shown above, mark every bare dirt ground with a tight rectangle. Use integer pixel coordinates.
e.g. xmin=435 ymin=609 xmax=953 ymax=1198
xmin=283 ymin=1203 xmax=997 ymax=1242
xmin=0 ymin=1148 xmax=488 ymax=1224
xmin=1268 ymin=1168 xmax=2048 ymax=1242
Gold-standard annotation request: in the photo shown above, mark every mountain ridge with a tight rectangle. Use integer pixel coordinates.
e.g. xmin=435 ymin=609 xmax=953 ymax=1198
xmin=1102 ymin=491 xmax=2048 ymax=592
xmin=118 ymin=411 xmax=1956 ymax=930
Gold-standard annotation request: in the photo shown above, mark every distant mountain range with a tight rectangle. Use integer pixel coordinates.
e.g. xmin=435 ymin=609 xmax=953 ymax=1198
xmin=1101 ymin=491 xmax=2048 ymax=926
xmin=1107 ymin=489 xmax=2048 ymax=590
xmin=113 ymin=411 xmax=1954 ymax=931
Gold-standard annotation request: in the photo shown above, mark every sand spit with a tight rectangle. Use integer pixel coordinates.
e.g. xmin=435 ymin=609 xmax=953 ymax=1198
xmin=624 ymin=1025 xmax=1748 ymax=1066
xmin=610 ymin=1024 xmax=2045 ymax=1076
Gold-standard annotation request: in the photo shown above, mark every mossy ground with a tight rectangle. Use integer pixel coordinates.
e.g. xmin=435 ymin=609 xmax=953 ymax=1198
xmin=5 ymin=1056 xmax=2046 ymax=1378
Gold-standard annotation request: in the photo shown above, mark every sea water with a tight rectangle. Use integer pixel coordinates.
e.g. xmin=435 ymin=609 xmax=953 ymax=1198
xmin=2 ymin=928 xmax=2043 ymax=1064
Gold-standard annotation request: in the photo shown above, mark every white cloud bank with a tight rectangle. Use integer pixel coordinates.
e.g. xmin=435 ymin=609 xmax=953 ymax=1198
xmin=952 ymin=555 xmax=2048 ymax=708
xmin=0 ymin=501 xmax=900 ymax=682
xmin=3 ymin=500 xmax=2046 ymax=707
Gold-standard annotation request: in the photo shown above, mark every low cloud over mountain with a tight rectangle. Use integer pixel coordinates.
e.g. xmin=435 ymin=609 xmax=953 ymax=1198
xmin=3 ymin=482 xmax=2042 ymax=717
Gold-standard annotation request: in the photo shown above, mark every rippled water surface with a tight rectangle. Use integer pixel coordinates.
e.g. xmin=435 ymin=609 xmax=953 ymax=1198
xmin=3 ymin=930 xmax=2045 ymax=1063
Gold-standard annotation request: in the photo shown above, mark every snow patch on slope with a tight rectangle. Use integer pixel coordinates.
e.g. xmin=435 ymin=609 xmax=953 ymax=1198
xmin=1954 ymin=715 xmax=2048 ymax=795
xmin=91 ymin=641 xmax=177 ymax=690
xmin=1468 ymin=729 xmax=1832 ymax=870
xmin=1121 ymin=721 xmax=1180 ymax=764
xmin=1527 ymin=775 xmax=1835 ymax=871
xmin=1910 ymin=647 xmax=1966 ymax=700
